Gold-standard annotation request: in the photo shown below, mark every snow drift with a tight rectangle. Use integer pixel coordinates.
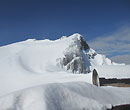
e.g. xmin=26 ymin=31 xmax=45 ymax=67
xmin=0 ymin=33 xmax=123 ymax=76
xmin=0 ymin=33 xmax=130 ymax=110
xmin=1 ymin=82 xmax=130 ymax=110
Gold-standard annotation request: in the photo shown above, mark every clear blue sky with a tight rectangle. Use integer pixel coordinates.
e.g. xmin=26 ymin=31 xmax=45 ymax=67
xmin=0 ymin=0 xmax=130 ymax=46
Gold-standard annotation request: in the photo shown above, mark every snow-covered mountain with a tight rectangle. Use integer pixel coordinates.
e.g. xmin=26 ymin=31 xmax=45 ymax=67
xmin=0 ymin=33 xmax=120 ymax=75
xmin=56 ymin=34 xmax=124 ymax=73
xmin=0 ymin=33 xmax=130 ymax=110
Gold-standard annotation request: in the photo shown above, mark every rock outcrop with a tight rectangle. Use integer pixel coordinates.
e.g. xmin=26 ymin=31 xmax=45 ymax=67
xmin=56 ymin=34 xmax=91 ymax=74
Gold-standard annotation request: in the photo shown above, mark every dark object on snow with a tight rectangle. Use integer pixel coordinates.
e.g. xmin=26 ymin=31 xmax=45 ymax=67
xmin=92 ymin=69 xmax=100 ymax=86
xmin=100 ymin=78 xmax=130 ymax=87
xmin=107 ymin=104 xmax=130 ymax=110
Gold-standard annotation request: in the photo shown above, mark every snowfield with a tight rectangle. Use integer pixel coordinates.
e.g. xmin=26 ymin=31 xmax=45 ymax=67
xmin=0 ymin=33 xmax=130 ymax=110
xmin=1 ymin=82 xmax=130 ymax=110
xmin=95 ymin=65 xmax=130 ymax=79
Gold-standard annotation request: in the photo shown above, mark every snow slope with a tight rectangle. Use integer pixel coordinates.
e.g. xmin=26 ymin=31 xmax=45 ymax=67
xmin=0 ymin=34 xmax=94 ymax=96
xmin=87 ymin=48 xmax=125 ymax=66
xmin=95 ymin=65 xmax=130 ymax=79
xmin=0 ymin=82 xmax=130 ymax=110
xmin=0 ymin=33 xmax=130 ymax=110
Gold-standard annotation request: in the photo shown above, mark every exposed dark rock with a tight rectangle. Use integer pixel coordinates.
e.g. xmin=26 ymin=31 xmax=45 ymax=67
xmin=56 ymin=35 xmax=91 ymax=74
xmin=107 ymin=104 xmax=130 ymax=110
xmin=79 ymin=36 xmax=89 ymax=50
xmin=100 ymin=78 xmax=130 ymax=86
xmin=87 ymin=49 xmax=97 ymax=59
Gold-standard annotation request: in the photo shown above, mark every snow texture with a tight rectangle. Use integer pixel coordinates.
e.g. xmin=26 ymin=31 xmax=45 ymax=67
xmin=0 ymin=82 xmax=130 ymax=110
xmin=0 ymin=33 xmax=130 ymax=110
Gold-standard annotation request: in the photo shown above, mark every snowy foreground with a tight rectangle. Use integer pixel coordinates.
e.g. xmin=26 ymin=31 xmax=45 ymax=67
xmin=0 ymin=34 xmax=130 ymax=110
xmin=1 ymin=82 xmax=130 ymax=110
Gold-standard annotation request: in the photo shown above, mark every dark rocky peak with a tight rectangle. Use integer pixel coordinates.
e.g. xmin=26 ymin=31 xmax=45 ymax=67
xmin=56 ymin=33 xmax=91 ymax=74
xmin=79 ymin=35 xmax=89 ymax=50
xmin=68 ymin=33 xmax=89 ymax=51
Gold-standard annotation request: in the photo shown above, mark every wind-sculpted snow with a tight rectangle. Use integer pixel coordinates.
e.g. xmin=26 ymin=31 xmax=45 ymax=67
xmin=0 ymin=82 xmax=130 ymax=110
xmin=0 ymin=33 xmax=130 ymax=110
xmin=87 ymin=48 xmax=125 ymax=66
xmin=0 ymin=33 xmax=122 ymax=75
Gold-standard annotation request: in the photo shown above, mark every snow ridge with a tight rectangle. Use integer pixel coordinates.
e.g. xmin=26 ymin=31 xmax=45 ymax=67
xmin=56 ymin=33 xmax=123 ymax=74
xmin=0 ymin=33 xmax=129 ymax=110
xmin=56 ymin=34 xmax=91 ymax=73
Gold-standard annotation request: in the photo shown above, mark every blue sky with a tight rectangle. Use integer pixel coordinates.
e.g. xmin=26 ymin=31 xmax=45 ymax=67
xmin=0 ymin=0 xmax=130 ymax=62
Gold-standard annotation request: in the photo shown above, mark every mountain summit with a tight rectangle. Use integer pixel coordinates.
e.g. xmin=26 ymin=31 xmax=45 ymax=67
xmin=0 ymin=33 xmax=121 ymax=75
xmin=56 ymin=33 xmax=122 ymax=74
xmin=56 ymin=33 xmax=91 ymax=73
xmin=0 ymin=33 xmax=130 ymax=110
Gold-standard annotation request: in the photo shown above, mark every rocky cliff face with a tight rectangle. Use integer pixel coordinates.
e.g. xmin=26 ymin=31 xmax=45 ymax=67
xmin=56 ymin=34 xmax=91 ymax=74
xmin=56 ymin=33 xmax=123 ymax=74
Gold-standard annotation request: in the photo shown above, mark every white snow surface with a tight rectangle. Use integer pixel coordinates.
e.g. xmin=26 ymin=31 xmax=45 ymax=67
xmin=0 ymin=33 xmax=130 ymax=110
xmin=0 ymin=34 xmax=93 ymax=96
xmin=87 ymin=48 xmax=125 ymax=66
xmin=95 ymin=65 xmax=130 ymax=78
xmin=1 ymin=82 xmax=130 ymax=110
